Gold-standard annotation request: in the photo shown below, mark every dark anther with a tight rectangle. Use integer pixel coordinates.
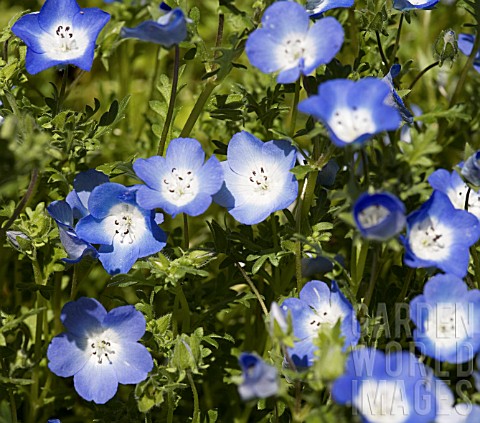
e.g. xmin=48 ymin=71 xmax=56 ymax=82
xmin=169 ymin=189 xmax=175 ymax=193
xmin=115 ymin=230 xmax=119 ymax=234
xmin=252 ymin=171 xmax=256 ymax=176
xmin=69 ymin=34 xmax=73 ymax=38
xmin=66 ymin=26 xmax=70 ymax=31
xmin=187 ymin=171 xmax=192 ymax=175
xmin=163 ymin=179 xmax=168 ymax=184
xmin=187 ymin=184 xmax=191 ymax=188
xmin=124 ymin=230 xmax=129 ymax=235
xmin=91 ymin=343 xmax=95 ymax=348
xmin=260 ymin=167 xmax=264 ymax=173
xmin=256 ymin=181 xmax=261 ymax=185
xmin=172 ymin=167 xmax=176 ymax=172
xmin=178 ymin=176 xmax=183 ymax=181
xmin=249 ymin=177 xmax=254 ymax=182
xmin=115 ymin=220 xmax=119 ymax=225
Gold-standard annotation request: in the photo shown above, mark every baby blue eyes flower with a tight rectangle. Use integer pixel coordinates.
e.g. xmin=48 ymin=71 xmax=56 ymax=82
xmin=403 ymin=191 xmax=480 ymax=278
xmin=461 ymin=150 xmax=480 ymax=186
xmin=428 ymin=169 xmax=480 ymax=221
xmin=382 ymin=65 xmax=413 ymax=124
xmin=298 ymin=78 xmax=401 ymax=148
xmin=47 ymin=297 xmax=153 ymax=404
xmin=306 ymin=0 xmax=354 ymax=18
xmin=11 ymin=0 xmax=110 ymax=75
xmin=245 ymin=2 xmax=344 ymax=84
xmin=238 ymin=352 xmax=278 ymax=401
xmin=133 ymin=138 xmax=223 ymax=218
xmin=409 ymin=274 xmax=480 ymax=364
xmin=332 ymin=349 xmax=437 ymax=423
xmin=281 ymin=280 xmax=360 ymax=367
xmin=213 ymin=131 xmax=298 ymax=225
xmin=75 ymin=183 xmax=167 ymax=275
xmin=393 ymin=0 xmax=440 ymax=11
xmin=458 ymin=34 xmax=480 ymax=73
xmin=353 ymin=192 xmax=406 ymax=241
xmin=121 ymin=2 xmax=188 ymax=47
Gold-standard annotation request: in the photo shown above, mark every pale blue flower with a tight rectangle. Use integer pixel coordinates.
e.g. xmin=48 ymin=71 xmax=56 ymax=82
xmin=47 ymin=297 xmax=153 ymax=404
xmin=213 ymin=131 xmax=298 ymax=225
xmin=245 ymin=2 xmax=344 ymax=83
xmin=410 ymin=274 xmax=480 ymax=363
xmin=307 ymin=0 xmax=354 ymax=18
xmin=238 ymin=352 xmax=278 ymax=401
xmin=393 ymin=0 xmax=439 ymax=11
xmin=11 ymin=0 xmax=110 ymax=74
xmin=461 ymin=150 xmax=480 ymax=186
xmin=382 ymin=64 xmax=413 ymax=124
xmin=133 ymin=138 xmax=223 ymax=218
xmin=458 ymin=34 xmax=480 ymax=73
xmin=298 ymin=78 xmax=401 ymax=147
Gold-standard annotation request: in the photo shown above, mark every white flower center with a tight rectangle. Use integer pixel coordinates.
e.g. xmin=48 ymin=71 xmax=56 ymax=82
xmin=162 ymin=167 xmax=198 ymax=206
xmin=282 ymin=36 xmax=306 ymax=67
xmin=329 ymin=107 xmax=376 ymax=143
xmin=108 ymin=203 xmax=146 ymax=245
xmin=89 ymin=336 xmax=116 ymax=365
xmin=54 ymin=24 xmax=78 ymax=52
xmin=354 ymin=379 xmax=410 ymax=423
xmin=408 ymin=217 xmax=452 ymax=261
xmin=358 ymin=205 xmax=390 ymax=228
xmin=248 ymin=166 xmax=271 ymax=193
xmin=424 ymin=303 xmax=472 ymax=349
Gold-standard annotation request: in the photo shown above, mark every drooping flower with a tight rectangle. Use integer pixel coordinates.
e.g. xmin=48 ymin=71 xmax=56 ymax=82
xmin=281 ymin=280 xmax=360 ymax=367
xmin=213 ymin=131 xmax=298 ymax=225
xmin=410 ymin=274 xmax=480 ymax=363
xmin=121 ymin=2 xmax=188 ymax=47
xmin=47 ymin=297 xmax=153 ymax=404
xmin=47 ymin=200 xmax=98 ymax=263
xmin=11 ymin=0 xmax=110 ymax=75
xmin=75 ymin=183 xmax=167 ymax=275
xmin=382 ymin=64 xmax=413 ymax=124
xmin=245 ymin=2 xmax=344 ymax=84
xmin=403 ymin=191 xmax=480 ymax=277
xmin=306 ymin=0 xmax=354 ymax=18
xmin=393 ymin=0 xmax=440 ymax=11
xmin=458 ymin=34 xmax=480 ymax=73
xmin=133 ymin=138 xmax=223 ymax=218
xmin=298 ymin=78 xmax=402 ymax=148
xmin=428 ymin=168 xmax=480 ymax=221
xmin=237 ymin=352 xmax=278 ymax=401
xmin=353 ymin=192 xmax=406 ymax=241
xmin=332 ymin=348 xmax=437 ymax=423
xmin=461 ymin=150 xmax=480 ymax=186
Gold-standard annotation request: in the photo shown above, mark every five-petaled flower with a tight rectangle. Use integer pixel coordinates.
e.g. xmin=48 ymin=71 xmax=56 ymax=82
xmin=298 ymin=78 xmax=402 ymax=147
xmin=47 ymin=297 xmax=153 ymax=404
xmin=237 ymin=352 xmax=278 ymax=401
xmin=393 ymin=0 xmax=439 ymax=11
xmin=281 ymin=280 xmax=360 ymax=367
xmin=133 ymin=138 xmax=223 ymax=218
xmin=11 ymin=0 xmax=110 ymax=74
xmin=410 ymin=274 xmax=480 ymax=363
xmin=121 ymin=2 xmax=188 ymax=47
xmin=353 ymin=192 xmax=406 ymax=241
xmin=403 ymin=190 xmax=480 ymax=278
xmin=76 ymin=183 xmax=167 ymax=275
xmin=213 ymin=131 xmax=298 ymax=225
xmin=245 ymin=1 xmax=344 ymax=83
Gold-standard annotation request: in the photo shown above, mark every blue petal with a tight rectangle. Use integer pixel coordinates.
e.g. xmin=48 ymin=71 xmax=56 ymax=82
xmin=121 ymin=9 xmax=187 ymax=47
xmin=133 ymin=156 xmax=169 ymax=192
xmin=71 ymin=169 xmax=109 ymax=212
xmin=393 ymin=0 xmax=439 ymax=11
xmin=288 ymin=338 xmax=317 ymax=368
xmin=226 ymin=131 xmax=264 ymax=176
xmin=458 ymin=33 xmax=475 ymax=57
xmin=307 ymin=0 xmax=354 ymax=17
xmin=181 ymin=192 xmax=214 ymax=217
xmin=281 ymin=297 xmax=317 ymax=341
xmin=87 ymin=183 xmax=136 ymax=219
xmin=277 ymin=66 xmax=301 ymax=85
xmin=47 ymin=332 xmax=89 ymax=377
xmin=195 ymin=155 xmax=224 ymax=195
xmin=47 ymin=200 xmax=74 ymax=227
xmin=73 ymin=357 xmax=118 ymax=404
xmin=11 ymin=13 xmax=45 ymax=54
xmin=112 ymin=342 xmax=153 ymax=384
xmin=37 ymin=0 xmax=80 ymax=32
xmin=98 ymin=242 xmax=140 ymax=275
xmin=60 ymin=297 xmax=106 ymax=337
xmin=58 ymin=226 xmax=98 ymax=263
xmin=245 ymin=29 xmax=285 ymax=75
xmin=103 ymin=305 xmax=146 ymax=342
xmin=76 ymin=214 xmax=115 ymax=245
xmin=165 ymin=138 xmax=206 ymax=173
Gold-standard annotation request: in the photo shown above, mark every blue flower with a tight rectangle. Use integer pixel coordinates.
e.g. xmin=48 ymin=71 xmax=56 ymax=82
xmin=461 ymin=150 xmax=480 ymax=186
xmin=393 ymin=0 xmax=439 ymax=11
xmin=298 ymin=78 xmax=401 ymax=148
xmin=458 ymin=34 xmax=480 ymax=73
xmin=306 ymin=0 xmax=354 ymax=19
xmin=133 ymin=138 xmax=223 ymax=218
xmin=332 ymin=348 xmax=437 ymax=423
xmin=281 ymin=280 xmax=360 ymax=367
xmin=121 ymin=3 xmax=188 ymax=47
xmin=75 ymin=183 xmax=167 ymax=275
xmin=11 ymin=0 xmax=110 ymax=75
xmin=403 ymin=191 xmax=480 ymax=278
xmin=245 ymin=2 xmax=344 ymax=84
xmin=382 ymin=65 xmax=413 ymax=124
xmin=410 ymin=274 xmax=480 ymax=363
xmin=238 ymin=352 xmax=278 ymax=401
xmin=213 ymin=131 xmax=298 ymax=225
xmin=47 ymin=200 xmax=98 ymax=263
xmin=428 ymin=169 xmax=480 ymax=221
xmin=353 ymin=192 xmax=406 ymax=241
xmin=47 ymin=297 xmax=153 ymax=404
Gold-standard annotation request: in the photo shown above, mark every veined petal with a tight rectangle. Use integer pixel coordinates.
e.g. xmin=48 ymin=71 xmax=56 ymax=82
xmin=76 ymin=214 xmax=116 ymax=245
xmin=74 ymin=356 xmax=118 ymax=404
xmin=98 ymin=241 xmax=140 ymax=275
xmin=112 ymin=342 xmax=153 ymax=384
xmin=47 ymin=333 xmax=90 ymax=377
xmin=37 ymin=0 xmax=80 ymax=32
xmin=133 ymin=156 xmax=170 ymax=192
xmin=11 ymin=13 xmax=46 ymax=54
xmin=227 ymin=131 xmax=265 ymax=176
xmin=103 ymin=306 xmax=146 ymax=341
xmin=61 ymin=297 xmax=106 ymax=336
xmin=165 ymin=138 xmax=206 ymax=172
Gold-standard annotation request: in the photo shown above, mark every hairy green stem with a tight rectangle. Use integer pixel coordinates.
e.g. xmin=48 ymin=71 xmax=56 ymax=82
xmin=375 ymin=31 xmax=389 ymax=72
xmin=158 ymin=44 xmax=181 ymax=156
xmin=364 ymin=246 xmax=380 ymax=307
xmin=187 ymin=371 xmax=200 ymax=423
xmin=270 ymin=214 xmax=280 ymax=287
xmin=176 ymin=282 xmax=191 ymax=333
xmin=397 ymin=268 xmax=415 ymax=302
